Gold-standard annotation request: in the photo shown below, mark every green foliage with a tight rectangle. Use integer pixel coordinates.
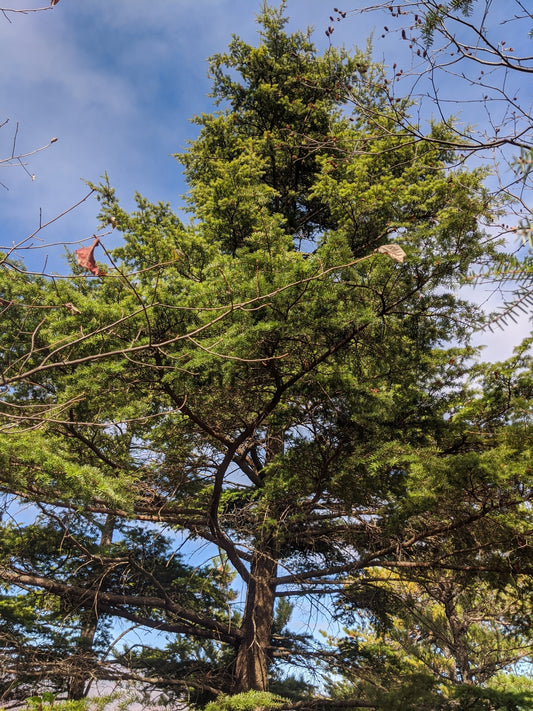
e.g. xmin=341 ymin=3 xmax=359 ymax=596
xmin=204 ymin=691 xmax=286 ymax=711
xmin=178 ymin=0 xmax=384 ymax=249
xmin=332 ymin=565 xmax=533 ymax=709
xmin=3 ymin=696 xmax=121 ymax=711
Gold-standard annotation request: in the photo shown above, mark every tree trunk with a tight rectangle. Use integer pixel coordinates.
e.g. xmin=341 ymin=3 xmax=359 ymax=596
xmin=67 ymin=611 xmax=99 ymax=700
xmin=233 ymin=546 xmax=278 ymax=692
xmin=68 ymin=515 xmax=115 ymax=700
xmin=233 ymin=424 xmax=283 ymax=693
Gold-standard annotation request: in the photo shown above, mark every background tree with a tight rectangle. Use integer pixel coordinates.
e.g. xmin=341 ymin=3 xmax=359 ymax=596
xmin=1 ymin=3 xmax=532 ymax=709
xmin=327 ymin=338 xmax=533 ymax=710
xmin=333 ymin=1 xmax=532 ymax=153
xmin=330 ymin=570 xmax=533 ymax=710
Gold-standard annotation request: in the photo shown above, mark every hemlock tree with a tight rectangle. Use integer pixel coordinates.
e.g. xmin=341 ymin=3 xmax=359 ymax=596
xmin=0 ymin=3 xmax=532 ymax=708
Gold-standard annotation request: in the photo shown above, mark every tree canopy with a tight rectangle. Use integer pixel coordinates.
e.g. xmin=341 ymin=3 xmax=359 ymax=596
xmin=1 ymin=3 xmax=533 ymax=710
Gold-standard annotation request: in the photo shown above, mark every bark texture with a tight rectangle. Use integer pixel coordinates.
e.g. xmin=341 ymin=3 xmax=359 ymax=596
xmin=233 ymin=548 xmax=278 ymax=692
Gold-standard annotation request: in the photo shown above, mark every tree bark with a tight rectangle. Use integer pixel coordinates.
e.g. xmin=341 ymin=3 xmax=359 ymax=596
xmin=233 ymin=424 xmax=283 ymax=693
xmin=233 ymin=546 xmax=278 ymax=692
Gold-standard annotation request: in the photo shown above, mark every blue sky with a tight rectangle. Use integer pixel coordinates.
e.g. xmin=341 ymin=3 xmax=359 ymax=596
xmin=1 ymin=0 xmax=531 ymax=358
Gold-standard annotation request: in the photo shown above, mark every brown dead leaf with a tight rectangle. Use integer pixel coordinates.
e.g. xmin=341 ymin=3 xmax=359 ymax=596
xmin=75 ymin=237 xmax=101 ymax=276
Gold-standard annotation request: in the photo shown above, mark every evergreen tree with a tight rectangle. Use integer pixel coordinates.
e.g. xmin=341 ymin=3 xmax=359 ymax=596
xmin=0 ymin=3 xmax=531 ymax=708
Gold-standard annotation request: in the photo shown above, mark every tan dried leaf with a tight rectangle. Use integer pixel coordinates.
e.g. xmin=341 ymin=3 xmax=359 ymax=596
xmin=375 ymin=244 xmax=407 ymax=263
xmin=64 ymin=302 xmax=81 ymax=315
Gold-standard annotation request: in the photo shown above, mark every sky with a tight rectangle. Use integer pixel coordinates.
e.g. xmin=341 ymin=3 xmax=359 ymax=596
xmin=0 ymin=0 xmax=531 ymax=360
xmin=1 ymin=1 xmax=363 ymax=263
